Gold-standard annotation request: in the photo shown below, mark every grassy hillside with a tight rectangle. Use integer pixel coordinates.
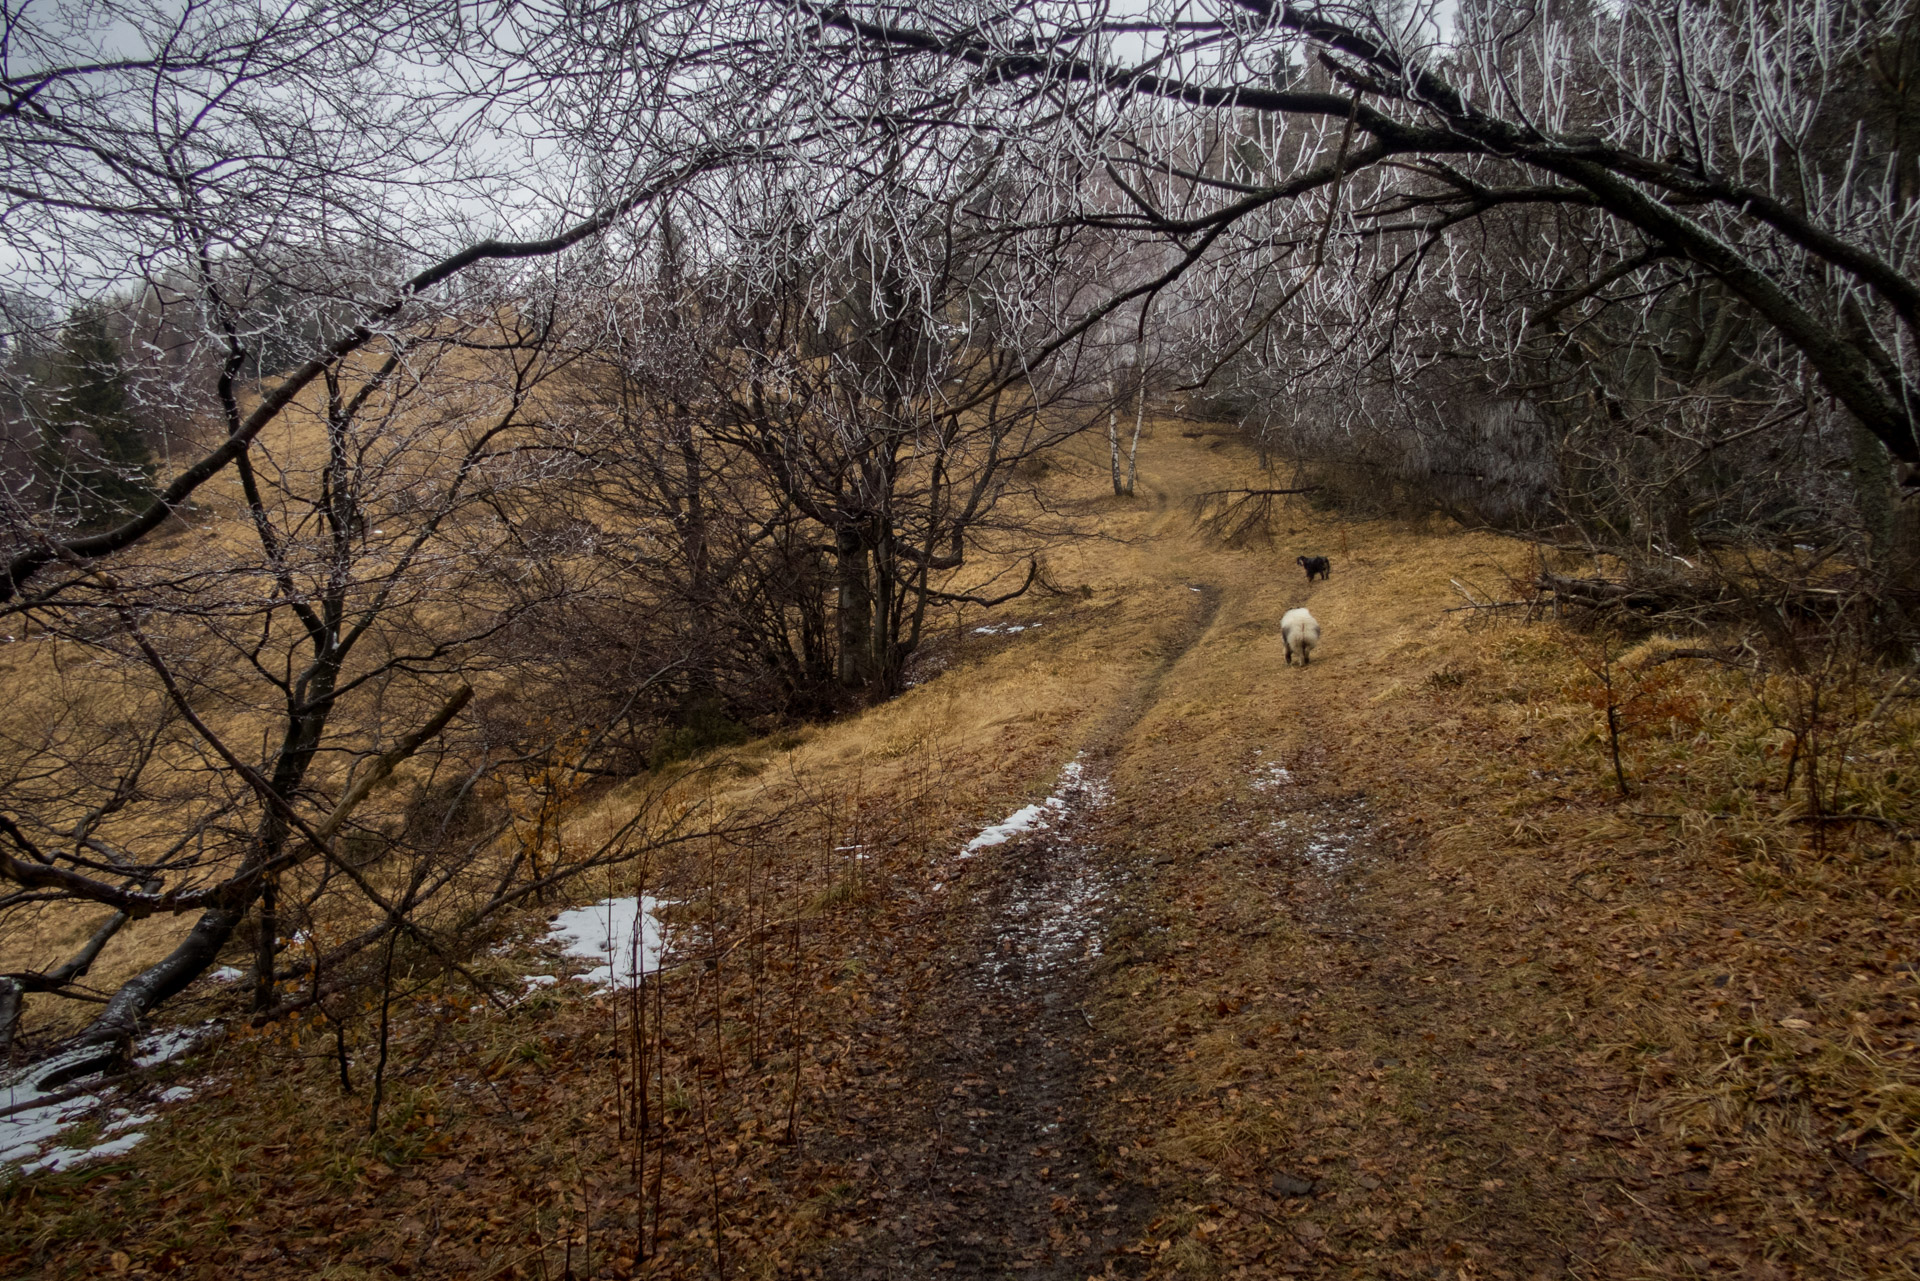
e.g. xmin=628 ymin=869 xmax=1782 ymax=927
xmin=4 ymin=423 xmax=1916 ymax=1279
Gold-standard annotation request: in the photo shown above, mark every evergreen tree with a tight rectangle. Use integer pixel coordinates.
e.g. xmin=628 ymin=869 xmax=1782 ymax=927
xmin=36 ymin=303 xmax=153 ymax=527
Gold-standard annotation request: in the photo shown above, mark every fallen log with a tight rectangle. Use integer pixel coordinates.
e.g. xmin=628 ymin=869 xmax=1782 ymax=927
xmin=1535 ymin=572 xmax=1685 ymax=612
xmin=1534 ymin=571 xmax=1852 ymax=619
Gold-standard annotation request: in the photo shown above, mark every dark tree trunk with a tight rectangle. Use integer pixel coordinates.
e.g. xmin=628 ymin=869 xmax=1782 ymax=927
xmin=835 ymin=523 xmax=874 ymax=691
xmin=252 ymin=871 xmax=279 ymax=1014
xmin=82 ymin=906 xmax=249 ymax=1045
xmin=0 ymin=978 xmax=21 ymax=1055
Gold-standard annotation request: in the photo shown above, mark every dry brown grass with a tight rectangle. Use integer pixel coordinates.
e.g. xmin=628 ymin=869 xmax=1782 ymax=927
xmin=5 ymin=421 xmax=1917 ymax=1279
xmin=1028 ymin=435 xmax=1920 ymax=1277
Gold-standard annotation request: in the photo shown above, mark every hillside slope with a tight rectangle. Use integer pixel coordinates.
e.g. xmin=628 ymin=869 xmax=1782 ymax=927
xmin=5 ymin=427 xmax=1916 ymax=1280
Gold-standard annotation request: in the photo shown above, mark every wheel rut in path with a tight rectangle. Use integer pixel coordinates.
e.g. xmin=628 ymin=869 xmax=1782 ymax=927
xmin=825 ymin=586 xmax=1221 ymax=1281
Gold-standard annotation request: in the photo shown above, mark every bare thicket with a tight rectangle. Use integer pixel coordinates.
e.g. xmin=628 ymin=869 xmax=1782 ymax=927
xmin=681 ymin=0 xmax=1920 ymax=631
xmin=0 ymin=294 xmax=738 ymax=1054
xmin=0 ymin=0 xmax=1117 ymax=1046
xmin=0 ymin=0 xmax=785 ymax=1048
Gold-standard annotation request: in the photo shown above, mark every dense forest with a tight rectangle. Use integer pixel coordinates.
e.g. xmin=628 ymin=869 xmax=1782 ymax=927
xmin=2 ymin=2 xmax=1917 ymax=1277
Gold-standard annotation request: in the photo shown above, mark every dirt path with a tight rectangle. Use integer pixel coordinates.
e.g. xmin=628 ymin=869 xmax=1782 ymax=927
xmin=822 ymin=587 xmax=1222 ymax=1279
xmin=807 ymin=482 xmax=1641 ymax=1280
xmin=1060 ymin=562 xmax=1810 ymax=1278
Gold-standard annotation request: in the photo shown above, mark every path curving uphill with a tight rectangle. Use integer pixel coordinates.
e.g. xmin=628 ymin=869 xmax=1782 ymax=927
xmin=823 ymin=585 xmax=1222 ymax=1279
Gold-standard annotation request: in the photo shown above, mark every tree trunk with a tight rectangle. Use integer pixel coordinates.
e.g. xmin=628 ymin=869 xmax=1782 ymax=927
xmin=81 ymin=906 xmax=249 ymax=1045
xmin=1126 ymin=371 xmax=1145 ymax=497
xmin=252 ymin=871 xmax=279 ymax=1014
xmin=678 ymin=409 xmax=714 ymax=692
xmin=0 ymin=978 xmax=21 ymax=1055
xmin=835 ymin=523 xmax=874 ymax=691
xmin=1853 ymin=421 xmax=1896 ymax=565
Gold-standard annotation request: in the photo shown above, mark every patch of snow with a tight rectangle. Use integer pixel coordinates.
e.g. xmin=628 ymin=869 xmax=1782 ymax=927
xmin=971 ymin=622 xmax=1041 ymax=636
xmin=1262 ymin=814 xmax=1359 ymax=874
xmin=2 ymin=1024 xmax=212 ymax=1176
xmin=544 ymin=896 xmax=668 ymax=989
xmin=1051 ymin=758 xmax=1112 ymax=811
xmin=520 ymin=974 xmax=557 ymax=989
xmin=209 ymin=966 xmax=244 ymax=984
xmin=133 ymin=1023 xmax=215 ymax=1069
xmin=974 ymin=755 xmax=1119 ymax=985
xmin=1 ymin=1066 xmax=101 ymax=1169
xmin=102 ymin=1112 xmax=154 ymax=1136
xmin=981 ymin=865 xmax=1111 ymax=981
xmin=23 ymin=1130 xmax=146 ymax=1175
xmin=1302 ymin=824 xmax=1357 ymax=872
xmin=962 ymin=803 xmax=1051 ymax=857
xmin=1251 ymin=762 xmax=1293 ymax=791
xmin=959 ymin=756 xmax=1108 ymax=859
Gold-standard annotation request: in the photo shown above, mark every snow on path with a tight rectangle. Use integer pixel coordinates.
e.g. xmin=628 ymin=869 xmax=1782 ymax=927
xmin=961 ymin=802 xmax=1053 ymax=856
xmin=1251 ymin=752 xmax=1362 ymax=874
xmin=959 ymin=757 xmax=1107 ymax=858
xmin=1251 ymin=749 xmax=1293 ymax=791
xmin=543 ymin=896 xmax=668 ymax=989
xmin=973 ymin=756 xmax=1117 ymax=983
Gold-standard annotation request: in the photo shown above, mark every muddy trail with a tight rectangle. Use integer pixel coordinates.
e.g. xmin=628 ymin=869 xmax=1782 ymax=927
xmin=819 ymin=588 xmax=1222 ymax=1279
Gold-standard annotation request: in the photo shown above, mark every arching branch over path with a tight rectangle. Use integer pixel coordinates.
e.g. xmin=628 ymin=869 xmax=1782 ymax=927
xmin=749 ymin=0 xmax=1920 ymax=470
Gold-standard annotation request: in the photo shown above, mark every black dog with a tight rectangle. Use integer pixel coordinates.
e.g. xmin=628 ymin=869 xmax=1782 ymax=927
xmin=1296 ymin=555 xmax=1331 ymax=582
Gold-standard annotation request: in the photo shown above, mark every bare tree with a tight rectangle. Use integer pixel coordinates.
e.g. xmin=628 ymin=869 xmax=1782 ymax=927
xmin=544 ymin=110 xmax=1120 ymax=700
xmin=0 ymin=0 xmax=763 ymax=602
xmin=0 ymin=295 xmax=712 ymax=1050
xmin=618 ymin=1 xmax=1920 ymax=512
